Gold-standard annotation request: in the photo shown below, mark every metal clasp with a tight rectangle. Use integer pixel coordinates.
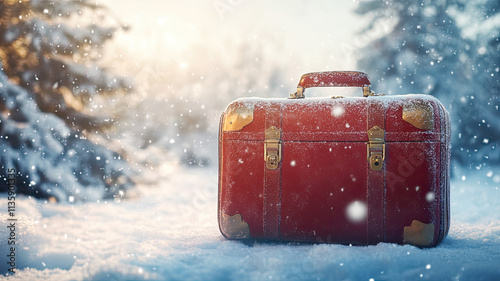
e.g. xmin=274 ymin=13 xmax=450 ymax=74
xmin=367 ymin=126 xmax=385 ymax=171
xmin=264 ymin=126 xmax=282 ymax=170
xmin=363 ymin=86 xmax=385 ymax=97
xmin=289 ymin=86 xmax=305 ymax=99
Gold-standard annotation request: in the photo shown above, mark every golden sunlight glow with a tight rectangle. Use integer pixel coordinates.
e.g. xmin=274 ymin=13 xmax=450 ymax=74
xmin=99 ymin=1 xmax=365 ymax=90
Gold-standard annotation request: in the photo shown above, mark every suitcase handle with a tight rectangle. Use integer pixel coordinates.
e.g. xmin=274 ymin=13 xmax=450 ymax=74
xmin=289 ymin=71 xmax=372 ymax=99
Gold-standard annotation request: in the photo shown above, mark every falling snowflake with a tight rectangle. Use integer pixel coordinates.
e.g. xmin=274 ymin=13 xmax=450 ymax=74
xmin=331 ymin=106 xmax=345 ymax=117
xmin=426 ymin=192 xmax=435 ymax=202
xmin=346 ymin=201 xmax=367 ymax=223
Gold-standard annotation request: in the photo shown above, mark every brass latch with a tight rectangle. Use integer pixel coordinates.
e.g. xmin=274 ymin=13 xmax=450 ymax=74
xmin=264 ymin=126 xmax=282 ymax=170
xmin=367 ymin=126 xmax=385 ymax=171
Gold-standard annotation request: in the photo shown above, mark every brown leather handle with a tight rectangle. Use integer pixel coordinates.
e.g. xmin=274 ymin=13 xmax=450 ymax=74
xmin=290 ymin=71 xmax=371 ymax=99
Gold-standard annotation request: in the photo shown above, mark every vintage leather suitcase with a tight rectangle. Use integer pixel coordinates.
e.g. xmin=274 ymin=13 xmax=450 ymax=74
xmin=218 ymin=71 xmax=450 ymax=247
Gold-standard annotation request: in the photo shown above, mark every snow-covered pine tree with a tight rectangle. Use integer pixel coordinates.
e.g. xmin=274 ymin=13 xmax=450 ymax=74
xmin=0 ymin=68 xmax=131 ymax=202
xmin=355 ymin=0 xmax=499 ymax=171
xmin=0 ymin=0 xmax=133 ymax=201
xmin=0 ymin=0 xmax=131 ymax=132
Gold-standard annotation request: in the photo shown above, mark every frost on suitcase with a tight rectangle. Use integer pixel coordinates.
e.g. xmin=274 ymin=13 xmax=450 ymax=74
xmin=218 ymin=71 xmax=451 ymax=247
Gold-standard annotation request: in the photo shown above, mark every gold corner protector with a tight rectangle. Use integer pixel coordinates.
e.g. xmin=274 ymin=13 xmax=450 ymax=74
xmin=403 ymin=220 xmax=435 ymax=247
xmin=220 ymin=213 xmax=251 ymax=239
xmin=402 ymin=101 xmax=434 ymax=130
xmin=223 ymin=105 xmax=254 ymax=131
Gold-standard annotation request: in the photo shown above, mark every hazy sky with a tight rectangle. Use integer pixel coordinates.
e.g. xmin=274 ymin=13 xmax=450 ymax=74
xmin=97 ymin=0 xmax=369 ymax=73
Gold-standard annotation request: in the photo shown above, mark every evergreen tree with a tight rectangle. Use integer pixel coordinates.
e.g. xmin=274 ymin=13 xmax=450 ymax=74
xmin=0 ymin=0 xmax=131 ymax=132
xmin=0 ymin=68 xmax=131 ymax=201
xmin=0 ymin=0 xmax=133 ymax=201
xmin=355 ymin=0 xmax=500 ymax=170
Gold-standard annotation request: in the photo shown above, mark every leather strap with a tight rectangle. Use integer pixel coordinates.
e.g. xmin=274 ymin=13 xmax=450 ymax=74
xmin=367 ymin=98 xmax=386 ymax=244
xmin=263 ymin=104 xmax=282 ymax=239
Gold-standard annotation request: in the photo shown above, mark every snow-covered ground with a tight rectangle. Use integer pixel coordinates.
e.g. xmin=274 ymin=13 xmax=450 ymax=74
xmin=1 ymin=164 xmax=499 ymax=281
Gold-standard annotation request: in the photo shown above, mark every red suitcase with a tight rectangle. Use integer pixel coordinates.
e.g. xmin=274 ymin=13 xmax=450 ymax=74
xmin=218 ymin=71 xmax=450 ymax=247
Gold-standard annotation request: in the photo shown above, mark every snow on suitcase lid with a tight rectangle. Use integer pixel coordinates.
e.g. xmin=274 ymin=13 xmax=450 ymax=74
xmin=222 ymin=94 xmax=444 ymax=143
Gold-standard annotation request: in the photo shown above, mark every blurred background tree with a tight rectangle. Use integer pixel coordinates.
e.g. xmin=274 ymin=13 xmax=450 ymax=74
xmin=356 ymin=0 xmax=500 ymax=173
xmin=0 ymin=0 xmax=133 ymax=201
xmin=0 ymin=0 xmax=131 ymax=132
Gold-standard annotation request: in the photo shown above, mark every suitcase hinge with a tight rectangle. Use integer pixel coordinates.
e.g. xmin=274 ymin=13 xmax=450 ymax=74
xmin=367 ymin=126 xmax=385 ymax=171
xmin=264 ymin=126 xmax=282 ymax=170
